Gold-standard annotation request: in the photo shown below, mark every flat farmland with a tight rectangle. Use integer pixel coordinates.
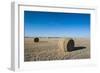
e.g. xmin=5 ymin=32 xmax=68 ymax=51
xmin=24 ymin=37 xmax=90 ymax=61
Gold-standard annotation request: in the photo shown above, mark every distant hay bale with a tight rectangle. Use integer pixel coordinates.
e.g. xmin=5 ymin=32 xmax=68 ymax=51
xmin=34 ymin=37 xmax=39 ymax=42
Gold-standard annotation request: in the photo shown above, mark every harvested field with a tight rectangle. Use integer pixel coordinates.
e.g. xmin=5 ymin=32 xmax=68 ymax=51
xmin=24 ymin=37 xmax=90 ymax=61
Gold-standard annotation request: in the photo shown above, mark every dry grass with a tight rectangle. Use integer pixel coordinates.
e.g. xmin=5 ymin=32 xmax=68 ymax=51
xmin=24 ymin=37 xmax=90 ymax=61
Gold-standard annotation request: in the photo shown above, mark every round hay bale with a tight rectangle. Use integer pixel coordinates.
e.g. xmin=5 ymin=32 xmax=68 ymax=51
xmin=34 ymin=37 xmax=39 ymax=42
xmin=67 ymin=39 xmax=75 ymax=52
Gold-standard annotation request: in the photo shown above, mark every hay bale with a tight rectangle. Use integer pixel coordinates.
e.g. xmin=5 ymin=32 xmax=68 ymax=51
xmin=34 ymin=37 xmax=39 ymax=42
xmin=67 ymin=39 xmax=75 ymax=52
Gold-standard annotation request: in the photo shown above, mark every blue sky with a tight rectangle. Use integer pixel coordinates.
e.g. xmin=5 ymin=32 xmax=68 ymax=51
xmin=24 ymin=11 xmax=90 ymax=37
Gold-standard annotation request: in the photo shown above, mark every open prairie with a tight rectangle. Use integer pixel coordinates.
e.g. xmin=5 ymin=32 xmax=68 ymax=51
xmin=24 ymin=37 xmax=90 ymax=61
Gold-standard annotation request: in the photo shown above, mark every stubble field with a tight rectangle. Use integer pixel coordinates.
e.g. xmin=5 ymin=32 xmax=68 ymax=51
xmin=24 ymin=37 xmax=90 ymax=62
